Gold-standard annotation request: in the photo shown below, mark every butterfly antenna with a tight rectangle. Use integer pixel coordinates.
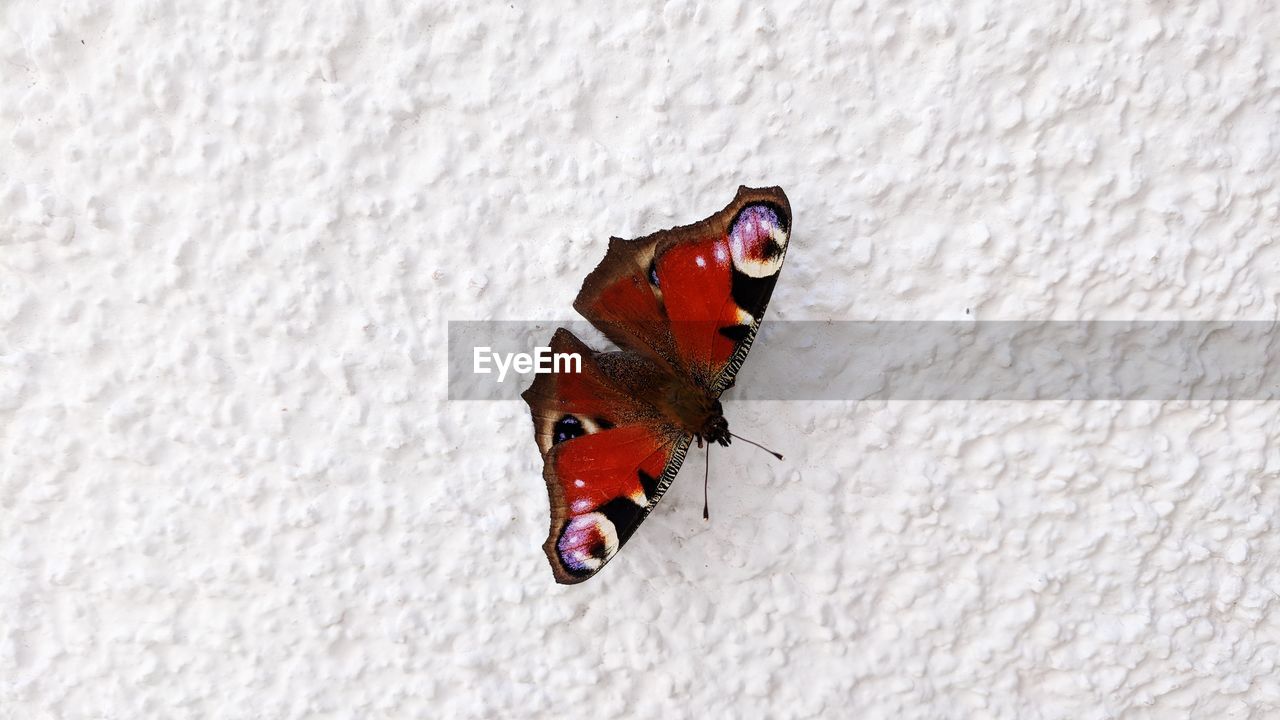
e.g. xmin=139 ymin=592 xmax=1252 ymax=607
xmin=729 ymin=432 xmax=784 ymax=460
xmin=703 ymin=444 xmax=711 ymax=521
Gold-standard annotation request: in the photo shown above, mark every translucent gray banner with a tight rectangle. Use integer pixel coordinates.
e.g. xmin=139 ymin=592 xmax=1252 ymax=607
xmin=448 ymin=321 xmax=1280 ymax=401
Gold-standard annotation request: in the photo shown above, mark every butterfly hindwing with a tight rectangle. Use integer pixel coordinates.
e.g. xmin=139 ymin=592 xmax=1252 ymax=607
xmin=573 ymin=186 xmax=791 ymax=395
xmin=522 ymin=328 xmax=692 ymax=584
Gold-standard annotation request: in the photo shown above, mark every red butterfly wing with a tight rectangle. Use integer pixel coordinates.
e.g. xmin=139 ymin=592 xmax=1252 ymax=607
xmin=522 ymin=328 xmax=691 ymax=584
xmin=574 ymin=186 xmax=791 ymax=394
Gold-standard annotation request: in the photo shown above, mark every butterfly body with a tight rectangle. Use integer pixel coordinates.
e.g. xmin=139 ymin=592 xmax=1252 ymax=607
xmin=603 ymin=353 xmax=729 ymax=443
xmin=523 ymin=186 xmax=791 ymax=584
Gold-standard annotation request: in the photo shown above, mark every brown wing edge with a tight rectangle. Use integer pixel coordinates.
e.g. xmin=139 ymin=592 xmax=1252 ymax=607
xmin=536 ymin=444 xmax=581 ymax=585
xmin=520 ymin=328 xmax=589 ymax=584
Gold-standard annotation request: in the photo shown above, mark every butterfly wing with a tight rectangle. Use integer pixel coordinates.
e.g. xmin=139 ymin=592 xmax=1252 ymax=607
xmin=574 ymin=185 xmax=792 ymax=395
xmin=522 ymin=328 xmax=692 ymax=584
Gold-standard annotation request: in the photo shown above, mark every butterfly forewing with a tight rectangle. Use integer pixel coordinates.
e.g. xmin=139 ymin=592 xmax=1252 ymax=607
xmin=574 ymin=186 xmax=791 ymax=393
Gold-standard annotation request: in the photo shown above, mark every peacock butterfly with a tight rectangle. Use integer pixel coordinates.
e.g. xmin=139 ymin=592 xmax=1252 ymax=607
xmin=522 ymin=186 xmax=791 ymax=584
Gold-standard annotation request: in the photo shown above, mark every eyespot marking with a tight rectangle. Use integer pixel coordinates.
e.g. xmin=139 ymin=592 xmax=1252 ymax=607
xmin=729 ymin=203 xmax=789 ymax=278
xmin=552 ymin=415 xmax=586 ymax=445
xmin=557 ymin=513 xmax=619 ymax=576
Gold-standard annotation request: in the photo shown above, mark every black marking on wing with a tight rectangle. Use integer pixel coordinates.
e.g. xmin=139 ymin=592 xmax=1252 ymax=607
xmin=730 ymin=268 xmax=779 ymax=320
xmin=598 ymin=497 xmax=646 ymax=544
xmin=718 ymin=324 xmax=751 ymax=344
xmin=638 ymin=469 xmax=658 ymax=500
xmin=594 ymin=417 xmax=616 ymax=430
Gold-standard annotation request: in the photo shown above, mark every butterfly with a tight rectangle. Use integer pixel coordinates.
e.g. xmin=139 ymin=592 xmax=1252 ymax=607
xmin=521 ymin=186 xmax=791 ymax=584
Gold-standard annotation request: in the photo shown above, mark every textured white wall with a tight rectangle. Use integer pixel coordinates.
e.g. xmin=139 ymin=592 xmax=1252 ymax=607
xmin=3 ymin=1 xmax=1279 ymax=718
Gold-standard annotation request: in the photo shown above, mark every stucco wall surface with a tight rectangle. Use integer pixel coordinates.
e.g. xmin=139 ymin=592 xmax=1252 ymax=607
xmin=3 ymin=1 xmax=1279 ymax=718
